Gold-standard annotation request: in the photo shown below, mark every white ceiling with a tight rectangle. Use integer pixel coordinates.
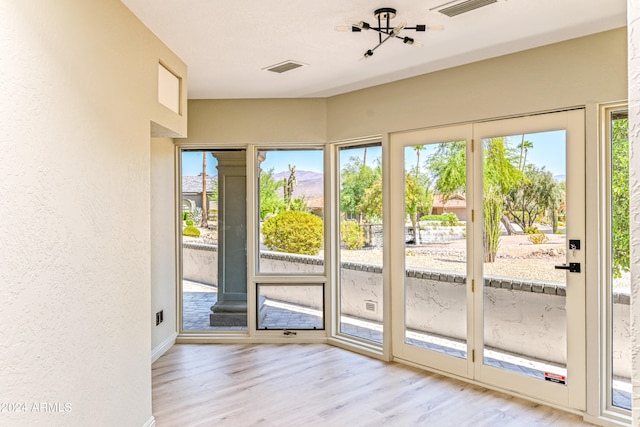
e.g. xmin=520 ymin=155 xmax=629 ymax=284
xmin=121 ymin=0 xmax=627 ymax=99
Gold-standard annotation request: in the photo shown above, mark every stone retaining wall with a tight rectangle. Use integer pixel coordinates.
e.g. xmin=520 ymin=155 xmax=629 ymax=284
xmin=182 ymin=242 xmax=630 ymax=377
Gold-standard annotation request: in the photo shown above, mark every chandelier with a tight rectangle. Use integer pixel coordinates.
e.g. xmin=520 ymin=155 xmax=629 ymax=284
xmin=338 ymin=7 xmax=444 ymax=58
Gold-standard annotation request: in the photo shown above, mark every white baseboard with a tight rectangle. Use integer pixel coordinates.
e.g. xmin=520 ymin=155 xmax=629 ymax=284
xmin=142 ymin=415 xmax=156 ymax=427
xmin=151 ymin=332 xmax=178 ymax=363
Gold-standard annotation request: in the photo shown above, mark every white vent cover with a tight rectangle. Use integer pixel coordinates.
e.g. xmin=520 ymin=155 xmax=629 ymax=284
xmin=263 ymin=60 xmax=305 ymax=74
xmin=437 ymin=0 xmax=497 ymax=17
xmin=365 ymin=301 xmax=378 ymax=313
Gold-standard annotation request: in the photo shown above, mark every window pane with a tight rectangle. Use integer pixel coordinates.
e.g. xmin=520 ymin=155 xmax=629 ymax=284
xmin=257 ymin=285 xmax=324 ymax=330
xmin=404 ymin=142 xmax=467 ymax=357
xmin=257 ymin=149 xmax=324 ymax=274
xmin=610 ymin=110 xmax=630 ymax=410
xmin=338 ymin=144 xmax=383 ymax=343
xmin=181 ymin=150 xmax=248 ymax=331
xmin=482 ymin=131 xmax=568 ymax=382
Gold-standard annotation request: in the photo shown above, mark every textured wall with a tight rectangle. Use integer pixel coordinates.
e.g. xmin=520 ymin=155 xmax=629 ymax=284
xmin=0 ymin=1 xmax=185 ymax=426
xmin=151 ymin=137 xmax=177 ymax=356
xmin=186 ymin=98 xmax=327 ymax=144
xmin=327 ymin=28 xmax=627 ymax=141
xmin=629 ymin=0 xmax=640 ymax=423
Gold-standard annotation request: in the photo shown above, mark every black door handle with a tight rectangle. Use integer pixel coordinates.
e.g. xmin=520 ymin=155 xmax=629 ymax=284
xmin=554 ymin=262 xmax=580 ymax=273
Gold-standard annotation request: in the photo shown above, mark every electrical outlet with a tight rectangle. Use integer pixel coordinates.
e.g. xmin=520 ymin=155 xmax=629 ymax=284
xmin=155 ymin=310 xmax=164 ymax=326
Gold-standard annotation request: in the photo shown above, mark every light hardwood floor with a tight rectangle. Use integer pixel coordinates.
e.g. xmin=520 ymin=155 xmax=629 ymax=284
xmin=152 ymin=344 xmax=593 ymax=426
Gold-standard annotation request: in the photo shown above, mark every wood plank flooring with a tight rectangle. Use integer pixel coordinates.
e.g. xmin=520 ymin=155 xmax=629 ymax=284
xmin=152 ymin=344 xmax=593 ymax=426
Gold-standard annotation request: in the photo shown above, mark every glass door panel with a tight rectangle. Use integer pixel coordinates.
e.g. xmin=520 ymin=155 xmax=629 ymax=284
xmin=391 ymin=124 xmax=473 ymax=378
xmin=481 ymin=131 xmax=567 ymax=378
xmin=474 ymin=110 xmax=585 ymax=410
xmin=403 ymin=142 xmax=467 ymax=357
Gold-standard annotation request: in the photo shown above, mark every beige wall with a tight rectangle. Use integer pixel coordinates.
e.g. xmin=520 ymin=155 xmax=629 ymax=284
xmin=185 ymin=30 xmax=627 ymax=148
xmin=185 ymin=98 xmax=327 ymax=144
xmin=151 ymin=137 xmax=177 ymax=359
xmin=0 ymin=1 xmax=185 ymax=426
xmin=327 ymin=28 xmax=627 ymax=141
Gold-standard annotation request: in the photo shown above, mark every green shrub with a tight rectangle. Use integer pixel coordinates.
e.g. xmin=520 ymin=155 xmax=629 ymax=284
xmin=182 ymin=211 xmax=190 ymax=221
xmin=440 ymin=212 xmax=460 ymax=226
xmin=340 ymin=220 xmax=365 ymax=250
xmin=420 ymin=213 xmax=460 ymax=226
xmin=191 ymin=206 xmax=203 ymax=224
xmin=528 ymin=232 xmax=548 ymax=244
xmin=185 ymin=219 xmax=194 ymax=226
xmin=524 ymin=226 xmax=539 ymax=234
xmin=420 ymin=214 xmax=445 ymax=221
xmin=262 ymin=211 xmax=323 ymax=255
xmin=183 ymin=225 xmax=200 ymax=237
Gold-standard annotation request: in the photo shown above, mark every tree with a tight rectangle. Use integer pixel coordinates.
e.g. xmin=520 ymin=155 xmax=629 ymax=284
xmin=200 ymin=152 xmax=208 ymax=228
xmin=484 ymin=192 xmax=502 ymax=262
xmin=413 ymin=145 xmax=424 ymax=176
xmin=259 ymin=168 xmax=285 ymax=220
xmin=482 ymin=138 xmax=523 ymax=261
xmin=504 ymin=164 xmax=562 ymax=230
xmin=426 ymin=141 xmax=466 ymax=199
xmin=359 ymin=175 xmax=383 ymax=222
xmin=517 ymin=137 xmax=533 ymax=171
xmin=405 ymin=171 xmax=433 ymax=245
xmin=612 ymin=116 xmax=629 ymax=278
xmin=340 ymin=156 xmax=380 ymax=222
xmin=426 ymin=138 xmax=522 ymax=262
xmin=283 ymin=164 xmax=298 ymax=210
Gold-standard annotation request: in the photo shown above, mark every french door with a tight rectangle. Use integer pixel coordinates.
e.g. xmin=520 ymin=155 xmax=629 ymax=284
xmin=391 ymin=110 xmax=586 ymax=409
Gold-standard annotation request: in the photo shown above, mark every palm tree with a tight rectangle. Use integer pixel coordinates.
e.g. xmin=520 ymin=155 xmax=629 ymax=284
xmin=517 ymin=139 xmax=533 ymax=171
xmin=414 ymin=145 xmax=424 ymax=177
xmin=200 ymin=152 xmax=208 ymax=228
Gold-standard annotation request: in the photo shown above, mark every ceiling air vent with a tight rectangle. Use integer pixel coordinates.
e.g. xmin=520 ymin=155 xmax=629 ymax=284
xmin=437 ymin=0 xmax=497 ymax=17
xmin=263 ymin=60 xmax=305 ymax=74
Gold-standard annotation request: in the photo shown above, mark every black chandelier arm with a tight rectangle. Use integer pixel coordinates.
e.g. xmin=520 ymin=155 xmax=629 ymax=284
xmin=363 ymin=31 xmax=396 ymax=58
xmin=352 ymin=24 xmax=426 ymax=33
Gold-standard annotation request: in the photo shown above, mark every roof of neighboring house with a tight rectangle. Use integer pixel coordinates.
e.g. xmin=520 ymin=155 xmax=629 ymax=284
xmin=182 ymin=175 xmax=217 ymax=194
xmin=432 ymin=194 xmax=466 ymax=209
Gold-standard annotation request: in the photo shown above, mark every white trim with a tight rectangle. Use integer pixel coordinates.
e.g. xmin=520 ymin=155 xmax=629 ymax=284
xmin=151 ymin=332 xmax=177 ymax=363
xmin=583 ymin=413 xmax=632 ymax=427
xmin=328 ymin=336 xmax=385 ymax=360
xmin=142 ymin=415 xmax=156 ymax=427
xmin=176 ymin=334 xmax=328 ymax=344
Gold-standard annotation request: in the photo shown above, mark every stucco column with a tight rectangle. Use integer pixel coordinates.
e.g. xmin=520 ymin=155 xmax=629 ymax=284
xmin=210 ymin=151 xmax=248 ymax=326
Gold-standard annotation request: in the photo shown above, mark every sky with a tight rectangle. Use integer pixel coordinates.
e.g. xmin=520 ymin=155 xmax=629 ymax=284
xmin=181 ymin=149 xmax=325 ymax=176
xmin=181 ymin=131 xmax=566 ymax=179
xmin=404 ymin=130 xmax=567 ymax=179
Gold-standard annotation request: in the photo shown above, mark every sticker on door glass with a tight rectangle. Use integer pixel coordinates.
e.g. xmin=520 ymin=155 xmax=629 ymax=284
xmin=544 ymin=372 xmax=566 ymax=384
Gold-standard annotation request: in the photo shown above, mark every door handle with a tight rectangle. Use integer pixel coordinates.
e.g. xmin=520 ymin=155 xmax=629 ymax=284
xmin=554 ymin=262 xmax=580 ymax=273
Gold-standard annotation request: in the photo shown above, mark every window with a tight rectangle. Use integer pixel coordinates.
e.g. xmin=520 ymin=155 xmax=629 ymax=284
xmin=256 ymin=284 xmax=324 ymax=330
xmin=606 ymin=108 xmax=630 ymax=412
xmin=180 ymin=149 xmax=248 ymax=332
xmin=256 ymin=149 xmax=325 ymax=274
xmin=337 ymin=143 xmax=383 ymax=343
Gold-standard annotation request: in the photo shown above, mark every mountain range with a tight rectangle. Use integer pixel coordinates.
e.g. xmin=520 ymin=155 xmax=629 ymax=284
xmin=272 ymin=170 xmax=324 ymax=204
